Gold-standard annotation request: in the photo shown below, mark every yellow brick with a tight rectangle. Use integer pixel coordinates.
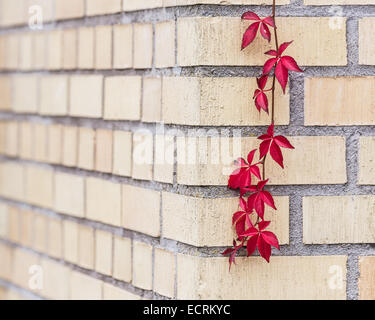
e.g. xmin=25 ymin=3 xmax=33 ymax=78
xmin=123 ymin=0 xmax=162 ymax=11
xmin=8 ymin=206 xmax=20 ymax=243
xmin=69 ymin=75 xmax=103 ymax=118
xmin=104 ymin=76 xmax=142 ymax=120
xmin=154 ymin=248 xmax=175 ymax=298
xmin=62 ymin=29 xmax=77 ymax=69
xmin=0 ymin=77 xmax=11 ymax=110
xmin=78 ymin=225 xmax=95 ymax=269
xmin=47 ymin=124 xmax=63 ymax=164
xmin=163 ymin=192 xmax=289 ymax=246
xmin=132 ymin=132 xmax=153 ymax=181
xmin=165 ymin=0 xmax=290 ymax=5
xmin=47 ymin=30 xmax=63 ymax=70
xmin=19 ymin=209 xmax=33 ymax=247
xmin=11 ymin=248 xmax=39 ymax=289
xmin=359 ymin=256 xmax=375 ymax=300
xmin=359 ymin=137 xmax=375 ymax=185
xmin=307 ymin=0 xmax=375 ymax=4
xmin=305 ymin=77 xmax=375 ymax=125
xmin=155 ymin=21 xmax=175 ymax=68
xmin=62 ymin=126 xmax=78 ymax=167
xmin=86 ymin=0 xmax=122 ymax=16
xmin=0 ymin=121 xmax=5 ymax=154
xmin=78 ymin=127 xmax=95 ymax=170
xmin=103 ymin=283 xmax=141 ymax=300
xmin=0 ymin=0 xmax=26 ymax=26
xmin=25 ymin=166 xmax=53 ymax=209
xmin=177 ymin=255 xmax=347 ymax=299
xmin=54 ymin=172 xmax=85 ymax=217
xmin=19 ymin=122 xmax=32 ymax=159
xmin=3 ymin=35 xmax=19 ymax=69
xmin=134 ymin=24 xmax=153 ymax=69
xmin=359 ymin=18 xmax=375 ymax=65
xmin=4 ymin=121 xmax=18 ymax=157
xmin=55 ymin=0 xmax=85 ymax=20
xmin=176 ymin=136 xmax=347 ymax=185
xmin=33 ymin=123 xmax=48 ymax=162
xmin=95 ymin=230 xmax=112 ymax=276
xmin=178 ymin=17 xmax=347 ymax=66
xmin=63 ymin=220 xmax=79 ymax=264
xmin=0 ymin=243 xmax=13 ymax=281
xmin=154 ymin=135 xmax=174 ymax=184
xmin=78 ymin=27 xmax=95 ymax=69
xmin=95 ymin=26 xmax=112 ymax=69
xmin=28 ymin=0 xmax=54 ymax=22
xmin=12 ymin=75 xmax=38 ymax=113
xmin=47 ymin=217 xmax=63 ymax=258
xmin=70 ymin=271 xmax=103 ymax=300
xmin=41 ymin=259 xmax=70 ymax=300
xmin=33 ymin=32 xmax=47 ymax=69
xmin=122 ymin=185 xmax=160 ymax=237
xmin=33 ymin=213 xmax=48 ymax=252
xmin=113 ymin=131 xmax=132 ymax=177
xmin=95 ymin=129 xmax=113 ymax=173
xmin=163 ymin=77 xmax=289 ymax=126
xmin=113 ymin=236 xmax=132 ymax=282
xmin=40 ymin=75 xmax=68 ymax=115
xmin=86 ymin=177 xmax=122 ymax=226
xmin=19 ymin=34 xmax=32 ymax=70
xmin=266 ymin=136 xmax=347 ymax=185
xmin=133 ymin=241 xmax=153 ymax=290
xmin=142 ymin=77 xmax=162 ymax=123
xmin=113 ymin=25 xmax=133 ymax=69
xmin=0 ymin=203 xmax=8 ymax=239
xmin=0 ymin=162 xmax=25 ymax=201
xmin=303 ymin=196 xmax=375 ymax=244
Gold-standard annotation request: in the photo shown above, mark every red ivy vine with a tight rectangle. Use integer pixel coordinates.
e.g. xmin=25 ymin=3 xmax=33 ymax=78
xmin=222 ymin=1 xmax=303 ymax=269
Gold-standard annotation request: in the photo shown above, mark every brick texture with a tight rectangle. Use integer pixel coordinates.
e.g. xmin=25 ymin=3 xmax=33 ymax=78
xmin=0 ymin=0 xmax=371 ymax=301
xmin=303 ymin=196 xmax=375 ymax=244
xmin=177 ymin=255 xmax=347 ymax=299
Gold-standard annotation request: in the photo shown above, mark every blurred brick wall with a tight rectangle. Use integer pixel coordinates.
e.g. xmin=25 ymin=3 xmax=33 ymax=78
xmin=0 ymin=0 xmax=374 ymax=300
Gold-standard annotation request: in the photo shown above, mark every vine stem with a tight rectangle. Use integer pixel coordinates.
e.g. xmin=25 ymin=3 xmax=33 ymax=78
xmin=262 ymin=0 xmax=278 ymax=180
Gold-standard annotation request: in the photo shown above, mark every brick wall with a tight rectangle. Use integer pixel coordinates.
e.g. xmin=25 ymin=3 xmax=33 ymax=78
xmin=0 ymin=0 xmax=374 ymax=300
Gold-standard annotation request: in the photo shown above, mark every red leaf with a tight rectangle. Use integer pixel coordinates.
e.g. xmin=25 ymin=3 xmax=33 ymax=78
xmin=232 ymin=211 xmax=245 ymax=225
xmin=257 ymin=179 xmax=268 ymax=190
xmin=258 ymin=220 xmax=271 ymax=230
xmin=257 ymin=236 xmax=272 ymax=262
xmin=280 ymin=56 xmax=303 ymax=72
xmin=241 ymin=11 xmax=261 ymax=21
xmin=241 ymin=227 xmax=258 ymax=237
xmin=261 ymin=231 xmax=280 ymax=249
xmin=275 ymin=60 xmax=288 ymax=93
xmin=235 ymin=215 xmax=247 ymax=239
xmin=247 ymin=149 xmax=256 ymax=164
xmin=262 ymin=16 xmax=275 ymax=27
xmin=260 ymin=23 xmax=271 ymax=42
xmin=278 ymin=41 xmax=293 ymax=55
xmin=265 ymin=49 xmax=278 ymax=56
xmin=239 ymin=197 xmax=247 ymax=211
xmin=261 ymin=191 xmax=277 ymax=210
xmin=259 ymin=139 xmax=271 ymax=159
xmin=246 ymin=235 xmax=258 ymax=256
xmin=267 ymin=123 xmax=274 ymax=136
xmin=270 ymin=141 xmax=284 ymax=168
xmin=241 ymin=22 xmax=260 ymax=50
xmin=257 ymin=75 xmax=268 ymax=90
xmin=263 ymin=58 xmax=278 ymax=75
xmin=250 ymin=165 xmax=261 ymax=180
xmin=274 ymin=135 xmax=294 ymax=149
xmin=255 ymin=91 xmax=269 ymax=113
